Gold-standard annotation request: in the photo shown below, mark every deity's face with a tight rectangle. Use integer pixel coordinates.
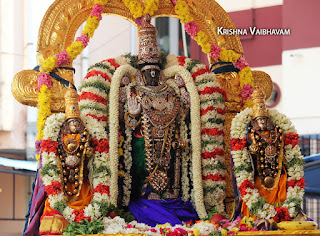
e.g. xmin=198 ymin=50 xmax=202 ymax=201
xmin=68 ymin=119 xmax=81 ymax=134
xmin=140 ymin=65 xmax=161 ymax=86
xmin=255 ymin=116 xmax=269 ymax=131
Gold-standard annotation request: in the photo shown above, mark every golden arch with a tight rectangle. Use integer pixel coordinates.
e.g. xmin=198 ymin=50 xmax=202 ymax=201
xmin=12 ymin=0 xmax=245 ymax=112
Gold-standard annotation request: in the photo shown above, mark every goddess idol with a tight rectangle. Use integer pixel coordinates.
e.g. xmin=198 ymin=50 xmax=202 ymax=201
xmin=231 ymin=87 xmax=306 ymax=222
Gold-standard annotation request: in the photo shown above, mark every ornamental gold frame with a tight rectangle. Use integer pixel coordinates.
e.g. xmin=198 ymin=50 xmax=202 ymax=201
xmin=12 ymin=0 xmax=274 ymax=215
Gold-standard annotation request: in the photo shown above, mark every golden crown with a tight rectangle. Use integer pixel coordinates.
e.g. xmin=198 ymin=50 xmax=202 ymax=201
xmin=138 ymin=15 xmax=160 ymax=65
xmin=65 ymin=84 xmax=80 ymax=120
xmin=252 ymin=86 xmax=268 ymax=119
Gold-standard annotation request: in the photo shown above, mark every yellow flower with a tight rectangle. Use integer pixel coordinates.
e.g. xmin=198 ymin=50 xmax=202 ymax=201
xmin=157 ymin=223 xmax=172 ymax=228
xmin=118 ymin=170 xmax=125 ymax=177
xmin=239 ymin=66 xmax=254 ymax=87
xmin=66 ymin=41 xmax=85 ymax=61
xmin=83 ymin=16 xmax=100 ymax=38
xmin=94 ymin=0 xmax=108 ymax=5
xmin=194 ymin=31 xmax=208 ymax=45
xmin=221 ymin=229 xmax=228 ymax=236
xmin=219 ymin=48 xmax=240 ymax=62
xmin=118 ymin=148 xmax=123 ymax=156
xmin=193 ymin=228 xmax=200 ymax=236
xmin=128 ymin=1 xmax=143 ymax=18
xmin=201 ymin=42 xmax=211 ymax=54
xmin=41 ymin=56 xmax=58 ymax=73
xmin=175 ymin=0 xmax=193 ymax=23
xmin=37 ymin=85 xmax=52 ymax=140
xmin=143 ymin=0 xmax=159 ymax=16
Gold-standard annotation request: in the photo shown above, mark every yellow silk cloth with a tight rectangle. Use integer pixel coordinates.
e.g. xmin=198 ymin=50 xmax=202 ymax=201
xmin=241 ymin=169 xmax=287 ymax=220
xmin=39 ymin=181 xmax=93 ymax=235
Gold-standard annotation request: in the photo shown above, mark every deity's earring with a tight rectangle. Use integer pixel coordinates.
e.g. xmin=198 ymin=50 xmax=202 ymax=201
xmin=151 ymin=70 xmax=156 ymax=77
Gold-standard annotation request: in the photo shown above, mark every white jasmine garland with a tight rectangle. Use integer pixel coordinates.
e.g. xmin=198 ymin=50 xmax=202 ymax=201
xmin=109 ymin=64 xmax=137 ymax=206
xmin=231 ymin=108 xmax=305 ymax=219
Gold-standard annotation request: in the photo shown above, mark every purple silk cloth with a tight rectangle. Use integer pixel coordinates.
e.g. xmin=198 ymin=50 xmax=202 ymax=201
xmin=128 ymin=197 xmax=199 ymax=227
xmin=24 ymin=159 xmax=47 ymax=236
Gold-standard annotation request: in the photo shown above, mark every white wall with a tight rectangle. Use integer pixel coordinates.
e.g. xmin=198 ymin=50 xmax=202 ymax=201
xmin=282 ymin=47 xmax=320 ymax=135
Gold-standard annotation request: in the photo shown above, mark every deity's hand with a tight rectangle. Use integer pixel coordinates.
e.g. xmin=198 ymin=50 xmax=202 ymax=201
xmin=175 ymin=75 xmax=190 ymax=105
xmin=128 ymin=97 xmax=141 ymax=116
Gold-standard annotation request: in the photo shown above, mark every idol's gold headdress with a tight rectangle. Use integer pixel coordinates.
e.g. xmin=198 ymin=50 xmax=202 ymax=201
xmin=252 ymin=86 xmax=268 ymax=119
xmin=65 ymin=84 xmax=80 ymax=120
xmin=138 ymin=15 xmax=160 ymax=66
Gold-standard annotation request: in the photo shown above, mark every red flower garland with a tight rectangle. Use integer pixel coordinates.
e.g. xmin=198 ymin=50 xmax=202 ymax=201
xmin=287 ymin=177 xmax=306 ymax=189
xmin=273 ymin=207 xmax=291 ymax=223
xmin=85 ymin=113 xmax=108 ymax=122
xmin=177 ymin=56 xmax=187 ymax=66
xmin=199 ymin=87 xmax=227 ymax=100
xmin=192 ymin=67 xmax=211 ymax=80
xmin=93 ymin=183 xmax=110 ymax=196
xmin=202 ymin=174 xmax=226 ymax=181
xmin=231 ymin=138 xmax=247 ymax=151
xmin=200 ymin=106 xmax=225 ymax=116
xmin=79 ymin=91 xmax=107 ymax=105
xmin=41 ymin=139 xmax=58 ymax=153
xmin=84 ymin=70 xmax=111 ymax=82
xmin=201 ymin=128 xmax=225 ymax=136
xmin=238 ymin=179 xmax=254 ymax=196
xmin=101 ymin=58 xmax=120 ymax=69
xmin=284 ymin=133 xmax=299 ymax=147
xmin=202 ymin=149 xmax=224 ymax=159
xmin=92 ymin=138 xmax=109 ymax=153
xmin=73 ymin=209 xmax=91 ymax=223
xmin=45 ymin=181 xmax=62 ymax=195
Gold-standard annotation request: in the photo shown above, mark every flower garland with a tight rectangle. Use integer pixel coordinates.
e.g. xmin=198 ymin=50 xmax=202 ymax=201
xmin=230 ymin=108 xmax=305 ymax=219
xmin=165 ymin=55 xmax=227 ymax=214
xmin=35 ymin=0 xmax=108 ymax=160
xmin=122 ymin=0 xmax=160 ymax=24
xmin=169 ymin=0 xmax=254 ymax=108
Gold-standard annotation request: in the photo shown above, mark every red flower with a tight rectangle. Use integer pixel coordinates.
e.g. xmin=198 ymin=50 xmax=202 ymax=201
xmin=239 ymin=179 xmax=254 ymax=196
xmin=85 ymin=113 xmax=108 ymax=122
xmin=202 ymin=149 xmax=225 ymax=159
xmin=93 ymin=184 xmax=110 ymax=196
xmin=192 ymin=67 xmax=211 ymax=80
xmin=284 ymin=133 xmax=299 ymax=147
xmin=84 ymin=70 xmax=111 ymax=82
xmin=273 ymin=207 xmax=291 ymax=223
xmin=45 ymin=181 xmax=62 ymax=195
xmin=202 ymin=174 xmax=226 ymax=181
xmin=177 ymin=56 xmax=187 ymax=66
xmin=199 ymin=86 xmax=227 ymax=100
xmin=79 ymin=91 xmax=107 ymax=105
xmin=231 ymin=138 xmax=247 ymax=151
xmin=102 ymin=58 xmax=120 ymax=69
xmin=287 ymin=177 xmax=305 ymax=189
xmin=41 ymin=139 xmax=58 ymax=153
xmin=201 ymin=128 xmax=225 ymax=136
xmin=92 ymin=138 xmax=109 ymax=153
xmin=73 ymin=209 xmax=91 ymax=223
xmin=200 ymin=106 xmax=225 ymax=116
